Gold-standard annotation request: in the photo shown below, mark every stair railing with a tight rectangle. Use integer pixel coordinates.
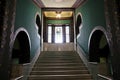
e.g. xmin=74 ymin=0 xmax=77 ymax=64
xmin=97 ymin=74 xmax=112 ymax=80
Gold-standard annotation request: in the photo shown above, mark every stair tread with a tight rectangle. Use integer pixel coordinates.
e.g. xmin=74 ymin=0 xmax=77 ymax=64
xmin=28 ymin=74 xmax=92 ymax=80
xmin=36 ymin=61 xmax=82 ymax=63
xmin=30 ymin=70 xmax=89 ymax=75
xmin=29 ymin=74 xmax=92 ymax=77
xmin=32 ymin=66 xmax=86 ymax=68
xmin=34 ymin=63 xmax=84 ymax=65
xmin=31 ymin=70 xmax=89 ymax=72
xmin=28 ymin=51 xmax=93 ymax=80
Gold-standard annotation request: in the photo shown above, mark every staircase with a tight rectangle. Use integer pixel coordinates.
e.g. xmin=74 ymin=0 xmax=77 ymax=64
xmin=28 ymin=51 xmax=93 ymax=80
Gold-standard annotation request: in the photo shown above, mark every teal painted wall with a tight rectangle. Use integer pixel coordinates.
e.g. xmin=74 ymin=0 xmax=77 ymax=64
xmin=76 ymin=0 xmax=106 ymax=55
xmin=15 ymin=0 xmax=41 ymax=60
xmin=46 ymin=19 xmax=71 ymax=24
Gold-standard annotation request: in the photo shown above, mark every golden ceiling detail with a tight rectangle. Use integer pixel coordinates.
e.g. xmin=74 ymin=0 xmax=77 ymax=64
xmin=44 ymin=11 xmax=73 ymax=18
xmin=33 ymin=0 xmax=86 ymax=18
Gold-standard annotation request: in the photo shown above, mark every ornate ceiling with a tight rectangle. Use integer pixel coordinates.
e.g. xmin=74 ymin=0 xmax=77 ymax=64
xmin=33 ymin=0 xmax=85 ymax=8
xmin=33 ymin=0 xmax=86 ymax=18
xmin=44 ymin=11 xmax=73 ymax=18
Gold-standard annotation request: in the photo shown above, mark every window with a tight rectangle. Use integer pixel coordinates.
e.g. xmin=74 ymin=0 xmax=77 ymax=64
xmin=55 ymin=27 xmax=63 ymax=43
xmin=47 ymin=25 xmax=70 ymax=43
xmin=48 ymin=26 xmax=52 ymax=43
xmin=66 ymin=26 xmax=70 ymax=43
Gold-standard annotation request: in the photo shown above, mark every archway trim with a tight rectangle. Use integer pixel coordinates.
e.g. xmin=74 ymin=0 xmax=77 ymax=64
xmin=88 ymin=26 xmax=110 ymax=53
xmin=35 ymin=12 xmax=41 ymax=39
xmin=13 ymin=27 xmax=31 ymax=50
xmin=76 ymin=12 xmax=83 ymax=39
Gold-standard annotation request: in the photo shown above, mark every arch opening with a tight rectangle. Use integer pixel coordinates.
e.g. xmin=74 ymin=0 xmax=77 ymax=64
xmin=11 ymin=31 xmax=30 ymax=79
xmin=76 ymin=14 xmax=82 ymax=36
xmin=12 ymin=31 xmax=30 ymax=64
xmin=36 ymin=14 xmax=41 ymax=36
xmin=89 ymin=30 xmax=112 ymax=76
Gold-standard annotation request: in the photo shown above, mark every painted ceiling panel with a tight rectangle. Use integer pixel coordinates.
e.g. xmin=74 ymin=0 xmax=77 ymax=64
xmin=41 ymin=0 xmax=77 ymax=8
xmin=44 ymin=11 xmax=73 ymax=18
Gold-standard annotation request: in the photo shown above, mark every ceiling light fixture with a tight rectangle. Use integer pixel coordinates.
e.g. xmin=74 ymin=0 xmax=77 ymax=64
xmin=56 ymin=13 xmax=61 ymax=18
xmin=56 ymin=11 xmax=61 ymax=18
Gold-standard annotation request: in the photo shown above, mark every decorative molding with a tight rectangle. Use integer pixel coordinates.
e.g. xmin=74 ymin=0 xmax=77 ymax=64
xmin=33 ymin=0 xmax=45 ymax=8
xmin=42 ymin=8 xmax=74 ymax=21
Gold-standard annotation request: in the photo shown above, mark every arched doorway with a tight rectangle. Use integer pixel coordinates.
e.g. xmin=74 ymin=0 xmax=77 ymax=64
xmin=36 ymin=14 xmax=41 ymax=36
xmin=76 ymin=13 xmax=82 ymax=36
xmin=11 ymin=31 xmax=30 ymax=79
xmin=89 ymin=30 xmax=112 ymax=76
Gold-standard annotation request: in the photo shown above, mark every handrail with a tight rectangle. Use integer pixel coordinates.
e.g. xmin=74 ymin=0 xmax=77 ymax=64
xmin=11 ymin=76 xmax=23 ymax=80
xmin=22 ymin=63 xmax=30 ymax=66
xmin=89 ymin=62 xmax=98 ymax=65
xmin=98 ymin=74 xmax=112 ymax=80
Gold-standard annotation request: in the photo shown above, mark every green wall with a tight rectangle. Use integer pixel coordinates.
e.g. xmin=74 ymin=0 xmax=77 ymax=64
xmin=76 ymin=0 xmax=106 ymax=55
xmin=15 ymin=0 xmax=41 ymax=60
xmin=46 ymin=19 xmax=71 ymax=24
